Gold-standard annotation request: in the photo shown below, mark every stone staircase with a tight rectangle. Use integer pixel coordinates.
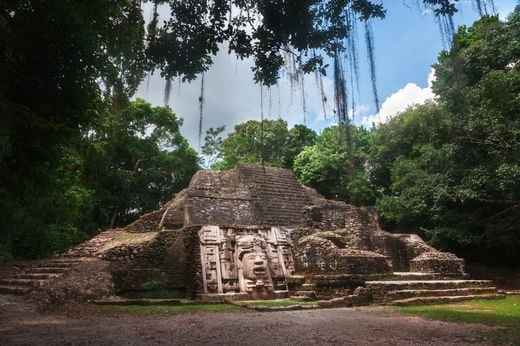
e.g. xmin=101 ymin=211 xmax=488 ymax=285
xmin=238 ymin=164 xmax=311 ymax=226
xmin=367 ymin=278 xmax=505 ymax=306
xmin=291 ymin=283 xmax=317 ymax=301
xmin=287 ymin=275 xmax=317 ymax=301
xmin=63 ymin=228 xmax=124 ymax=258
xmin=287 ymin=272 xmax=505 ymax=306
xmin=0 ymin=258 xmax=87 ymax=295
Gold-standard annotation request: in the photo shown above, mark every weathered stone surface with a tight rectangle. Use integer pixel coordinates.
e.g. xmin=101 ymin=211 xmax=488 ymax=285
xmin=50 ymin=164 xmax=481 ymax=303
xmin=198 ymin=225 xmax=294 ymax=299
xmin=294 ymin=231 xmax=393 ymax=275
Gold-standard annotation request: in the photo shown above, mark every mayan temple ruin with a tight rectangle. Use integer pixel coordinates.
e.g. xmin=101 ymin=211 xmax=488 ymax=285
xmin=0 ymin=164 xmax=505 ymax=306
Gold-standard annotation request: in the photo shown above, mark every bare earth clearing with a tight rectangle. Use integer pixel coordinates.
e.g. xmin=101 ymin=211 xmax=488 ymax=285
xmin=0 ymin=295 xmax=498 ymax=345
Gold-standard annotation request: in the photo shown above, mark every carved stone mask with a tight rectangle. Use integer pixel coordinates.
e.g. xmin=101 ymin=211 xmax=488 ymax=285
xmin=242 ymin=252 xmax=269 ymax=281
xmin=237 ymin=235 xmax=270 ymax=281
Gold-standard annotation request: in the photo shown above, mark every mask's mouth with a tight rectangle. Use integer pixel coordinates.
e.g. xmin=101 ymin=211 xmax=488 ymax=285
xmin=253 ymin=266 xmax=266 ymax=276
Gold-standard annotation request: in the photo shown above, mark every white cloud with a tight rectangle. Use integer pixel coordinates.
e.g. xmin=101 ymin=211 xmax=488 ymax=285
xmin=135 ymin=43 xmax=339 ymax=150
xmin=135 ymin=3 xmax=339 ymax=151
xmin=362 ymin=69 xmax=436 ymax=126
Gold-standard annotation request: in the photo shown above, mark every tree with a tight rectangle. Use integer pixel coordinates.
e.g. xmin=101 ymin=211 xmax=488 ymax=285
xmin=0 ymin=0 xmax=145 ymax=261
xmin=201 ymin=126 xmax=225 ymax=168
xmin=294 ymin=125 xmax=375 ymax=205
xmin=212 ymin=119 xmax=316 ymax=170
xmin=144 ymin=0 xmax=460 ymax=86
xmin=373 ymin=10 xmax=520 ymax=264
xmin=83 ymin=99 xmax=199 ymax=229
xmin=284 ymin=125 xmax=318 ymax=168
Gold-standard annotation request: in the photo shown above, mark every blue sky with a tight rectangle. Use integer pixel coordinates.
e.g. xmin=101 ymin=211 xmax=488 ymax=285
xmin=135 ymin=1 xmax=518 ymax=149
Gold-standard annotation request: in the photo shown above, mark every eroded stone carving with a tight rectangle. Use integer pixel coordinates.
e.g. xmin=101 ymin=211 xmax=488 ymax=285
xmin=199 ymin=226 xmax=294 ymax=298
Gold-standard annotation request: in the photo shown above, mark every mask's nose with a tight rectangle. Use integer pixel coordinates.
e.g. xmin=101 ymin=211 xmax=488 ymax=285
xmin=254 ymin=255 xmax=264 ymax=265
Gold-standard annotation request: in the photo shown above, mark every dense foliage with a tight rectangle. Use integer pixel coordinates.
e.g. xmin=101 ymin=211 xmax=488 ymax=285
xmin=210 ymin=120 xmax=316 ymax=169
xmin=210 ymin=10 xmax=519 ymax=265
xmin=373 ymin=10 xmax=520 ymax=264
xmin=83 ymin=99 xmax=199 ymax=229
xmin=0 ymin=1 xmax=512 ymax=266
xmin=294 ymin=125 xmax=374 ymax=205
xmin=0 ymin=1 xmax=146 ymax=261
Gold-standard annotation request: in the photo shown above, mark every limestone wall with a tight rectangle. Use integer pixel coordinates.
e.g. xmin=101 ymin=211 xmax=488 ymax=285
xmin=298 ymin=202 xmax=466 ymax=276
xmin=184 ymin=194 xmax=260 ymax=226
xmin=101 ymin=230 xmax=183 ymax=292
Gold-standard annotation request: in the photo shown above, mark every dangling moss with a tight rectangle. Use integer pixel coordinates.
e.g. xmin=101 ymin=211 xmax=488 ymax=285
xmin=198 ymin=73 xmax=205 ymax=150
xmin=145 ymin=72 xmax=151 ymax=97
xmin=148 ymin=3 xmax=159 ymax=40
xmin=333 ymin=51 xmax=348 ymax=125
xmin=301 ymin=73 xmax=307 ymax=125
xmin=473 ymin=0 xmax=484 ymax=16
xmin=439 ymin=15 xmax=455 ymax=46
xmin=229 ymin=0 xmax=233 ymax=22
xmin=471 ymin=0 xmax=495 ymax=16
xmin=312 ymin=49 xmax=328 ymax=120
xmin=346 ymin=9 xmax=361 ymax=98
xmin=364 ymin=20 xmax=380 ymax=114
xmin=164 ymin=77 xmax=172 ymax=106
xmin=434 ymin=15 xmax=448 ymax=49
xmin=259 ymin=84 xmax=265 ymax=168
xmin=486 ymin=0 xmax=496 ymax=15
xmin=333 ymin=51 xmax=354 ymax=177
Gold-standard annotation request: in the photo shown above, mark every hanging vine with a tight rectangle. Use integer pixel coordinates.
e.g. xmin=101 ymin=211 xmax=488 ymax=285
xmin=260 ymin=84 xmax=265 ymax=169
xmin=164 ymin=77 xmax=172 ymax=106
xmin=301 ymin=72 xmax=307 ymax=125
xmin=364 ymin=20 xmax=380 ymax=114
xmin=198 ymin=73 xmax=205 ymax=150
xmin=313 ymin=49 xmax=328 ymax=120
xmin=333 ymin=51 xmax=348 ymax=125
xmin=472 ymin=0 xmax=496 ymax=17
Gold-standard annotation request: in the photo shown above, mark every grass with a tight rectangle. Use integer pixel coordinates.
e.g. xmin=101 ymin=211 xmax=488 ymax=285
xmin=397 ymin=295 xmax=520 ymax=325
xmin=102 ymin=303 xmax=245 ymax=315
xmin=121 ymin=288 xmax=186 ymax=299
xmin=396 ymin=295 xmax=520 ymax=345
xmin=239 ymin=299 xmax=317 ymax=307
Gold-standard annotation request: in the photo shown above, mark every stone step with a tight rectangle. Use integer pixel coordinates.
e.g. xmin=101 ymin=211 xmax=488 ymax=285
xmin=366 ymin=280 xmax=493 ymax=291
xmin=255 ymin=178 xmax=303 ymax=184
xmin=300 ymin=284 xmax=316 ymax=291
xmin=262 ymin=208 xmax=303 ymax=214
xmin=261 ymin=203 xmax=304 ymax=210
xmin=39 ymin=262 xmax=75 ymax=268
xmin=387 ymin=287 xmax=499 ymax=299
xmin=256 ymin=184 xmax=305 ymax=191
xmin=287 ymin=275 xmax=306 ymax=285
xmin=257 ymin=186 xmax=303 ymax=192
xmin=0 ymin=278 xmax=39 ymax=287
xmin=260 ymin=204 xmax=304 ymax=210
xmin=46 ymin=258 xmax=86 ymax=264
xmin=391 ymin=293 xmax=506 ymax=306
xmin=29 ymin=267 xmax=69 ymax=274
xmin=244 ymin=170 xmax=296 ymax=177
xmin=292 ymin=290 xmax=316 ymax=297
xmin=16 ymin=273 xmax=60 ymax=280
xmin=258 ymin=199 xmax=307 ymax=205
xmin=0 ymin=285 xmax=31 ymax=295
xmin=390 ymin=272 xmax=445 ymax=280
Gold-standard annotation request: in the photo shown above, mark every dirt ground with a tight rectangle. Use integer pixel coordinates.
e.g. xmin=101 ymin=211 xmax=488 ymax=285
xmin=0 ymin=295 xmax=500 ymax=346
